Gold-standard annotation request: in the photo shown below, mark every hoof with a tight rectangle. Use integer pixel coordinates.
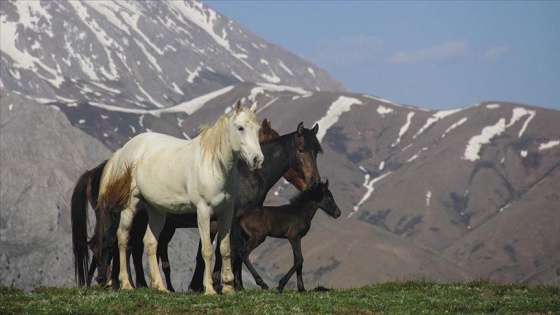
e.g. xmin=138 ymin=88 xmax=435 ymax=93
xmin=121 ymin=283 xmax=134 ymax=290
xmin=156 ymin=286 xmax=169 ymax=293
xmin=203 ymin=289 xmax=217 ymax=296
xmin=222 ymin=284 xmax=235 ymax=295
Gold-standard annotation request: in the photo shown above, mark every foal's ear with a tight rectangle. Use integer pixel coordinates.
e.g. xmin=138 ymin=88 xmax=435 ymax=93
xmin=235 ymin=99 xmax=242 ymax=113
xmin=250 ymin=101 xmax=258 ymax=112
xmin=325 ymin=179 xmax=329 ymax=188
xmin=312 ymin=123 xmax=319 ymax=135
xmin=297 ymin=122 xmax=304 ymax=135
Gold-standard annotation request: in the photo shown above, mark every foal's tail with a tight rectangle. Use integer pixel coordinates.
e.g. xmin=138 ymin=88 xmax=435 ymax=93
xmin=71 ymin=160 xmax=106 ymax=287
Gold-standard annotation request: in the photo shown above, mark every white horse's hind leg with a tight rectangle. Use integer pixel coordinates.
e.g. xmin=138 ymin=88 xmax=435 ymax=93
xmin=218 ymin=207 xmax=235 ymax=294
xmin=197 ymin=203 xmax=217 ymax=295
xmin=117 ymin=197 xmax=140 ymax=290
xmin=144 ymin=207 xmax=167 ymax=292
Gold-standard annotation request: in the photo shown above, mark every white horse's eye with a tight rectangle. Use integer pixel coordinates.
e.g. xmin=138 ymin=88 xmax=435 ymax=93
xmin=238 ymin=126 xmax=244 ymax=132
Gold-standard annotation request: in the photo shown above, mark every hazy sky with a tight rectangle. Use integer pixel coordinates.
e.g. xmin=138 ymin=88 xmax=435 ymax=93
xmin=206 ymin=1 xmax=559 ymax=110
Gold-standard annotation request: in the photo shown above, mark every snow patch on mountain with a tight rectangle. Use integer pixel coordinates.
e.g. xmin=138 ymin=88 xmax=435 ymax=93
xmin=463 ymin=107 xmax=536 ymax=162
xmin=426 ymin=191 xmax=432 ymax=207
xmin=171 ymin=0 xmax=231 ymax=50
xmin=463 ymin=118 xmax=507 ymax=162
xmin=442 ymin=117 xmax=468 ymax=138
xmin=539 ymin=140 xmax=560 ymax=151
xmin=413 ymin=108 xmax=464 ymax=139
xmin=392 ymin=112 xmax=415 ymax=147
xmin=315 ymin=96 xmax=363 ymax=142
xmin=80 ymin=85 xmax=234 ymax=116
xmin=349 ymin=171 xmax=392 ymax=218
xmin=377 ymin=105 xmax=394 ymax=116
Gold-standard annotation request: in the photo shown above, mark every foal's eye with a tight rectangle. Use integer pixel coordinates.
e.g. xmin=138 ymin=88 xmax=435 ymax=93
xmin=237 ymin=126 xmax=244 ymax=132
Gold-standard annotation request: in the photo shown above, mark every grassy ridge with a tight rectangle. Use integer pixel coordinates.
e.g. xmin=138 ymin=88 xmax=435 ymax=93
xmin=1 ymin=280 xmax=558 ymax=314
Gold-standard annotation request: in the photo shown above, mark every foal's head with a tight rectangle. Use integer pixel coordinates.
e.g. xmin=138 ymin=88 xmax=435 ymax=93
xmin=315 ymin=180 xmax=341 ymax=218
xmin=292 ymin=180 xmax=341 ymax=218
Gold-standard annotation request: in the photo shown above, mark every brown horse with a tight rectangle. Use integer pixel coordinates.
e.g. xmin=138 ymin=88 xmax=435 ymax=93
xmin=238 ymin=180 xmax=341 ymax=292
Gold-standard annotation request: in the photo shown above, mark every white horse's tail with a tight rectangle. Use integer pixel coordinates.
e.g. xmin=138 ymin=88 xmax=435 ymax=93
xmin=95 ymin=155 xmax=134 ymax=260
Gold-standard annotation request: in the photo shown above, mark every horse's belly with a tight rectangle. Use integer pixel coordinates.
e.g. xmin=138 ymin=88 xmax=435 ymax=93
xmin=144 ymin=193 xmax=194 ymax=214
xmin=156 ymin=201 xmax=196 ymax=214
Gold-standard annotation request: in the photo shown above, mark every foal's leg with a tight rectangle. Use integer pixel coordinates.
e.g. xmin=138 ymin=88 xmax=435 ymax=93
xmin=278 ymin=236 xmax=305 ymax=293
xmin=239 ymin=233 xmax=269 ymax=289
xmin=144 ymin=207 xmax=167 ymax=291
xmin=217 ymin=207 xmax=235 ymax=294
xmin=197 ymin=203 xmax=217 ymax=295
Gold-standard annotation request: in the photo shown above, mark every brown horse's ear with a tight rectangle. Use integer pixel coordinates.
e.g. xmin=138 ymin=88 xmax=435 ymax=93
xmin=312 ymin=123 xmax=319 ymax=135
xmin=297 ymin=122 xmax=304 ymax=135
xmin=235 ymin=99 xmax=242 ymax=113
xmin=262 ymin=119 xmax=271 ymax=131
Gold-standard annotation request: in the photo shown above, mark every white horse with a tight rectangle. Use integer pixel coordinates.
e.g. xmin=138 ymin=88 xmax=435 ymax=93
xmin=97 ymin=100 xmax=264 ymax=294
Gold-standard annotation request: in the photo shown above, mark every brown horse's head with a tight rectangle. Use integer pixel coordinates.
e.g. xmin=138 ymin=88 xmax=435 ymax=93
xmin=259 ymin=119 xmax=321 ymax=191
xmin=291 ymin=122 xmax=322 ymax=190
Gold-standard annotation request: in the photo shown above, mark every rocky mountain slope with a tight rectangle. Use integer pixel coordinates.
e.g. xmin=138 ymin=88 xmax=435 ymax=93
xmin=1 ymin=0 xmax=558 ymax=291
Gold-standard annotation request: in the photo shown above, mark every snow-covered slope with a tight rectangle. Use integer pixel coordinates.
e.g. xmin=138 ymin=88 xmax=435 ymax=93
xmin=1 ymin=0 xmax=344 ymax=110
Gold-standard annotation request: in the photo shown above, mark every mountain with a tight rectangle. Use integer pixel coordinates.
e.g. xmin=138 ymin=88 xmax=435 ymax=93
xmin=1 ymin=0 xmax=559 ymax=291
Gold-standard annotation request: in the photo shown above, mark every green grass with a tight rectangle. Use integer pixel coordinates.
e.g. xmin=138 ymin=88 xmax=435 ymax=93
xmin=1 ymin=280 xmax=558 ymax=314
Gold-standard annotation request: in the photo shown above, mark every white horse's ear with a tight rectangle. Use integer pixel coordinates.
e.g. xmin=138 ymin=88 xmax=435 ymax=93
xmin=250 ymin=101 xmax=258 ymax=112
xmin=235 ymin=99 xmax=242 ymax=113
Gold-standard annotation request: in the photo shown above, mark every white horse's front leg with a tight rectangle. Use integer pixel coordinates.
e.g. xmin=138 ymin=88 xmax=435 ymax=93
xmin=197 ymin=203 xmax=216 ymax=295
xmin=144 ymin=207 xmax=167 ymax=292
xmin=218 ymin=205 xmax=235 ymax=294
xmin=117 ymin=198 xmax=139 ymax=290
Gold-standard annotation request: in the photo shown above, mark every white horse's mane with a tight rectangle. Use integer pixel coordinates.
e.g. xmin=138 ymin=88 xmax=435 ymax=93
xmin=199 ymin=105 xmax=259 ymax=166
xmin=199 ymin=113 xmax=230 ymax=166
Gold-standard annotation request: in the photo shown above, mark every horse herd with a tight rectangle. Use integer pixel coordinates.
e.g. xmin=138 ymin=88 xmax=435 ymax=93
xmin=70 ymin=100 xmax=342 ymax=295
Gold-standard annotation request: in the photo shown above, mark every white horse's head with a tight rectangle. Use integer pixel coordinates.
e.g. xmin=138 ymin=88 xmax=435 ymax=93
xmin=229 ymin=100 xmax=264 ymax=171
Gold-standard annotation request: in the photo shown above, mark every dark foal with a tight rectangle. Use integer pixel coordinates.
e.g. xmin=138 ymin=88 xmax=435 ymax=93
xmin=239 ymin=180 xmax=341 ymax=293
